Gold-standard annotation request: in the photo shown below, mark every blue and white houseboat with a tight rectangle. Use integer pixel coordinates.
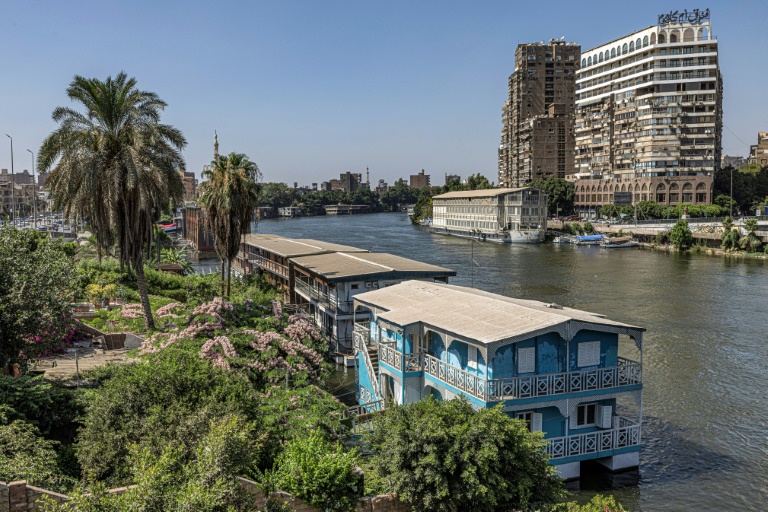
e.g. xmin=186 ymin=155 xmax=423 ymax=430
xmin=353 ymin=281 xmax=644 ymax=480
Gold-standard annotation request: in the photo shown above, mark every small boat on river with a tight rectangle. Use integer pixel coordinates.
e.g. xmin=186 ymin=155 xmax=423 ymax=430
xmin=573 ymin=234 xmax=608 ymax=245
xmin=601 ymin=236 xmax=639 ymax=248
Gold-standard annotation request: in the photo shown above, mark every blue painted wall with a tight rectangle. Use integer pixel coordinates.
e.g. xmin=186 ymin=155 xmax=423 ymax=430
xmin=568 ymin=330 xmax=619 ymax=371
xmin=448 ymin=339 xmax=468 ymax=368
xmin=428 ymin=332 xmax=446 ymax=361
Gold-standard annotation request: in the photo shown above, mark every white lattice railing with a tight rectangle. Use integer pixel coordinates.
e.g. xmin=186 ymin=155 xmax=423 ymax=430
xmin=488 ymin=357 xmax=641 ymax=400
xmin=423 ymin=353 xmax=487 ymax=401
xmin=355 ymin=329 xmax=381 ymax=401
xmin=546 ymin=420 xmax=641 ymax=460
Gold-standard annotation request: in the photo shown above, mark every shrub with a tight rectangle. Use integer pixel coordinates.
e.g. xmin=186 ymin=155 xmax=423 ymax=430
xmin=655 ymin=231 xmax=670 ymax=245
xmin=367 ymin=397 xmax=564 ymax=512
xmin=669 ymin=219 xmax=693 ymax=250
xmin=555 ymin=494 xmax=627 ymax=511
xmin=267 ymin=429 xmax=362 ymax=512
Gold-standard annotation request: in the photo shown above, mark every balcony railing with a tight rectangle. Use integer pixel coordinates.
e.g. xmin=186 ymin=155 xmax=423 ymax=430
xmin=248 ymin=254 xmax=288 ymax=279
xmin=546 ymin=419 xmax=641 ymax=460
xmin=295 ymin=281 xmax=354 ymax=314
xmin=420 ymin=353 xmax=640 ymax=402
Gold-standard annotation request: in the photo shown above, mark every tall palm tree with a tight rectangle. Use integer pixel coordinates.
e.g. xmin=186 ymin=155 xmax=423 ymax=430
xmin=38 ymin=73 xmax=185 ymax=330
xmin=198 ymin=152 xmax=261 ymax=296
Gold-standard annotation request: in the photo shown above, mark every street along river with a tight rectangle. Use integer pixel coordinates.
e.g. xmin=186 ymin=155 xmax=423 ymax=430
xmin=253 ymin=212 xmax=767 ymax=511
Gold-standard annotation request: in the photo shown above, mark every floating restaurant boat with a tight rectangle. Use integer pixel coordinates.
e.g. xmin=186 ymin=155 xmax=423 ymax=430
xmin=429 ymin=187 xmax=548 ymax=243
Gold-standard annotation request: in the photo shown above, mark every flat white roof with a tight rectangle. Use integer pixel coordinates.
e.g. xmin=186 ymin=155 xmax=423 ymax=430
xmin=355 ymin=281 xmax=643 ymax=344
xmin=433 ymin=187 xmax=533 ymax=200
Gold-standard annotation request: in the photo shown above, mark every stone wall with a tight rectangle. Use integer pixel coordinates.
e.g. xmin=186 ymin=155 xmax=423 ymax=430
xmin=1 ymin=479 xmax=410 ymax=512
xmin=73 ymin=322 xmax=144 ymax=350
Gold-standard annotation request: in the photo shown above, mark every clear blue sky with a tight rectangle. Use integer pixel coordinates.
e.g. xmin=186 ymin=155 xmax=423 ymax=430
xmin=1 ymin=0 xmax=765 ymax=186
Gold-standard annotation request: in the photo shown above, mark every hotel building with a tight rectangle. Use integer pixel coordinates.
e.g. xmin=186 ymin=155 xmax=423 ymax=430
xmin=498 ymin=39 xmax=581 ymax=188
xmin=573 ymin=11 xmax=721 ymax=217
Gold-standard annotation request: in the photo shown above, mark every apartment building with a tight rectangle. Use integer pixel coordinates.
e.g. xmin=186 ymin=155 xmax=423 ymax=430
xmin=573 ymin=11 xmax=721 ymax=217
xmin=498 ymin=39 xmax=580 ymax=188
xmin=748 ymin=132 xmax=768 ymax=167
xmin=410 ymin=169 xmax=430 ymax=189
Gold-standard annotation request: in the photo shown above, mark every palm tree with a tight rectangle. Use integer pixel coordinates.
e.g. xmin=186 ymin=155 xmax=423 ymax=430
xmin=160 ymin=247 xmax=194 ymax=275
xmin=198 ymin=152 xmax=261 ymax=296
xmin=39 ymin=73 xmax=185 ymax=330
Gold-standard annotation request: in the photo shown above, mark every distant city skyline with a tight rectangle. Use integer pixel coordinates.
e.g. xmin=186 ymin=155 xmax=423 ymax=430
xmin=1 ymin=0 xmax=765 ymax=185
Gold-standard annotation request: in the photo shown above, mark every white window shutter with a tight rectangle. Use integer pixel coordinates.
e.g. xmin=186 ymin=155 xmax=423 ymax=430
xmin=569 ymin=408 xmax=579 ymax=430
xmin=467 ymin=346 xmax=477 ymax=369
xmin=599 ymin=406 xmax=613 ymax=428
xmin=518 ymin=347 xmax=535 ymax=374
xmin=578 ymin=341 xmax=600 ymax=367
xmin=532 ymin=412 xmax=543 ymax=432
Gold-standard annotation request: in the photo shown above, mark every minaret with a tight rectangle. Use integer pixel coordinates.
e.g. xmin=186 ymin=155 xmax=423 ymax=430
xmin=366 ymin=167 xmax=370 ymax=185
xmin=213 ymin=131 xmax=219 ymax=161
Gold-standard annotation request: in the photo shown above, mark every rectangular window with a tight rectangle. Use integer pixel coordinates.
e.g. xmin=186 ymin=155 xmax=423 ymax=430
xmin=576 ymin=403 xmax=597 ymax=427
xmin=467 ymin=345 xmax=477 ymax=370
xmin=517 ymin=346 xmax=535 ymax=374
xmin=577 ymin=341 xmax=600 ymax=367
xmin=517 ymin=412 xmax=542 ymax=432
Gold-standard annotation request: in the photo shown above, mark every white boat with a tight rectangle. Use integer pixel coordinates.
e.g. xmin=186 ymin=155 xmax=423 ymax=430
xmin=552 ymin=236 xmax=572 ymax=244
xmin=601 ymin=236 xmax=639 ymax=248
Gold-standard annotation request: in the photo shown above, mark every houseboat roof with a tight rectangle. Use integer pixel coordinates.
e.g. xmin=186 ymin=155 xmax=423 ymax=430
xmin=432 ymin=187 xmax=533 ymax=200
xmin=290 ymin=252 xmax=456 ymax=283
xmin=355 ymin=281 xmax=644 ymax=343
xmin=241 ymin=234 xmax=368 ymax=258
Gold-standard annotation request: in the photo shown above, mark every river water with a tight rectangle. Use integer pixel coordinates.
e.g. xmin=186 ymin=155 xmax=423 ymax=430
xmin=252 ymin=213 xmax=767 ymax=511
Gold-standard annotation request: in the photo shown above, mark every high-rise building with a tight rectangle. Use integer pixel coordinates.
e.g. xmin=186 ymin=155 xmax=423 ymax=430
xmin=178 ymin=170 xmax=196 ymax=202
xmin=572 ymin=10 xmax=721 ymax=217
xmin=498 ymin=39 xmax=580 ymax=188
xmin=748 ymin=132 xmax=768 ymax=167
xmin=410 ymin=169 xmax=430 ymax=189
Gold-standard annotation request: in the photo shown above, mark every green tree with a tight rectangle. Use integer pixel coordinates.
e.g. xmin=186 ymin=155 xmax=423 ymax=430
xmin=259 ymin=182 xmax=299 ymax=210
xmin=159 ymin=247 xmax=194 ymax=275
xmin=466 ymin=173 xmax=494 ymax=190
xmin=266 ymin=430 xmax=362 ymax=511
xmin=0 ymin=414 xmax=75 ymax=493
xmin=199 ymin=152 xmax=261 ymax=296
xmin=380 ymin=179 xmax=418 ymax=211
xmin=39 ymin=73 xmax=186 ymax=330
xmin=669 ymin=219 xmax=693 ymax=250
xmin=555 ymin=494 xmax=626 ymax=512
xmin=0 ymin=225 xmax=77 ymax=370
xmin=367 ymin=397 xmax=564 ymax=512
xmin=529 ymin=178 xmax=575 ymax=216
xmin=745 ymin=219 xmax=758 ymax=234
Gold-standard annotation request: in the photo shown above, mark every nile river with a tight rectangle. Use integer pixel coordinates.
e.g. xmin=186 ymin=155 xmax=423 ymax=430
xmin=252 ymin=212 xmax=767 ymax=511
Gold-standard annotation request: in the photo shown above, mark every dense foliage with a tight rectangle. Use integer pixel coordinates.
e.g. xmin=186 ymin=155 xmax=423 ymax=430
xmin=0 ymin=225 xmax=77 ymax=370
xmin=265 ymin=430 xmax=363 ymax=511
xmin=713 ymin=164 xmax=768 ymax=214
xmin=668 ymin=219 xmax=693 ymax=250
xmin=367 ymin=397 xmax=565 ymax=512
xmin=529 ymin=178 xmax=575 ymax=216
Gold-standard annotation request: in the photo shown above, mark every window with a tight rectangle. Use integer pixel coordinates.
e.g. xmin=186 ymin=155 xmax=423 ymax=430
xmin=351 ymin=284 xmax=359 ymax=290
xmin=517 ymin=412 xmax=542 ymax=431
xmin=517 ymin=346 xmax=535 ymax=374
xmin=576 ymin=403 xmax=597 ymax=426
xmin=467 ymin=345 xmax=477 ymax=370
xmin=577 ymin=341 xmax=600 ymax=367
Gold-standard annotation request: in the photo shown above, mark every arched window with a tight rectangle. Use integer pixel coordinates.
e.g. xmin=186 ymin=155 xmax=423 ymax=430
xmin=629 ymin=41 xmax=635 ymax=52
xmin=609 ymin=184 xmax=614 ymax=191
xmin=599 ymin=53 xmax=603 ymax=63
xmin=670 ymin=33 xmax=678 ymax=43
xmin=643 ymin=35 xmax=649 ymax=47
xmin=634 ymin=183 xmax=640 ymax=191
xmin=621 ymin=184 xmax=626 ymax=192
xmin=587 ymin=56 xmax=592 ymax=66
xmin=598 ymin=185 xmax=603 ymax=192
xmin=617 ymin=46 xmax=621 ymax=56
xmin=682 ymin=183 xmax=693 ymax=191
xmin=622 ymin=43 xmax=628 ymax=54
xmin=611 ymin=48 xmax=616 ymax=58
xmin=683 ymin=28 xmax=694 ymax=42
xmin=696 ymin=182 xmax=706 ymax=190
xmin=650 ymin=33 xmax=657 ymax=45
xmin=641 ymin=183 xmax=647 ymax=191
xmin=591 ymin=185 xmax=596 ymax=192
xmin=656 ymin=183 xmax=666 ymax=191
xmin=582 ymin=58 xmax=587 ymax=68
xmin=658 ymin=34 xmax=665 ymax=44
xmin=605 ymin=50 xmax=610 ymax=61
xmin=669 ymin=183 xmax=679 ymax=191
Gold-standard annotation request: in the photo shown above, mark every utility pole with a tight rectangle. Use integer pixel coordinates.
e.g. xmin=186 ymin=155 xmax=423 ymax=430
xmin=27 ymin=150 xmax=36 ymax=229
xmin=5 ymin=135 xmax=14 ymax=224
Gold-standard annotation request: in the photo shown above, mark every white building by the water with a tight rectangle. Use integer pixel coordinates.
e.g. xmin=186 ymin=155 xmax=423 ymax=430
xmin=431 ymin=188 xmax=547 ymax=243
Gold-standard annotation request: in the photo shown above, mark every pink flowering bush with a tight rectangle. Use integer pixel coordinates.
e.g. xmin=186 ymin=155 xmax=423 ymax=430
xmin=120 ymin=303 xmax=144 ymax=319
xmin=156 ymin=302 xmax=186 ymax=318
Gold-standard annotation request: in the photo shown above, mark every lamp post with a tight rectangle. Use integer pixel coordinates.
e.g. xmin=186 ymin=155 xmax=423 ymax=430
xmin=729 ymin=166 xmax=733 ymax=219
xmin=5 ymin=135 xmax=14 ymax=224
xmin=27 ymin=149 xmax=37 ymax=229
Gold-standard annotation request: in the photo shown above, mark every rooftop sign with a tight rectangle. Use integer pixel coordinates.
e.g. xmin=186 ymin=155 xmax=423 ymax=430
xmin=658 ymin=8 xmax=710 ymax=25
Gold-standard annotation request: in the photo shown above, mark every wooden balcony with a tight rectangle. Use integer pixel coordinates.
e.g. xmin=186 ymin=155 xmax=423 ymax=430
xmin=546 ymin=417 xmax=641 ymax=460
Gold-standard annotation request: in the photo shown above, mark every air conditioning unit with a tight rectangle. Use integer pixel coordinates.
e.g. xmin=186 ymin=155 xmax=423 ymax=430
xmin=365 ymin=282 xmax=373 ymax=288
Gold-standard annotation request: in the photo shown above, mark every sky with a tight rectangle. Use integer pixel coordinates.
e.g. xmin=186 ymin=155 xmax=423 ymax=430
xmin=1 ymin=0 xmax=766 ymax=186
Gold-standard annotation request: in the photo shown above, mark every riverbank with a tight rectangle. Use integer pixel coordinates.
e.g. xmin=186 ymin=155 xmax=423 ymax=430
xmin=638 ymin=241 xmax=768 ymax=259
